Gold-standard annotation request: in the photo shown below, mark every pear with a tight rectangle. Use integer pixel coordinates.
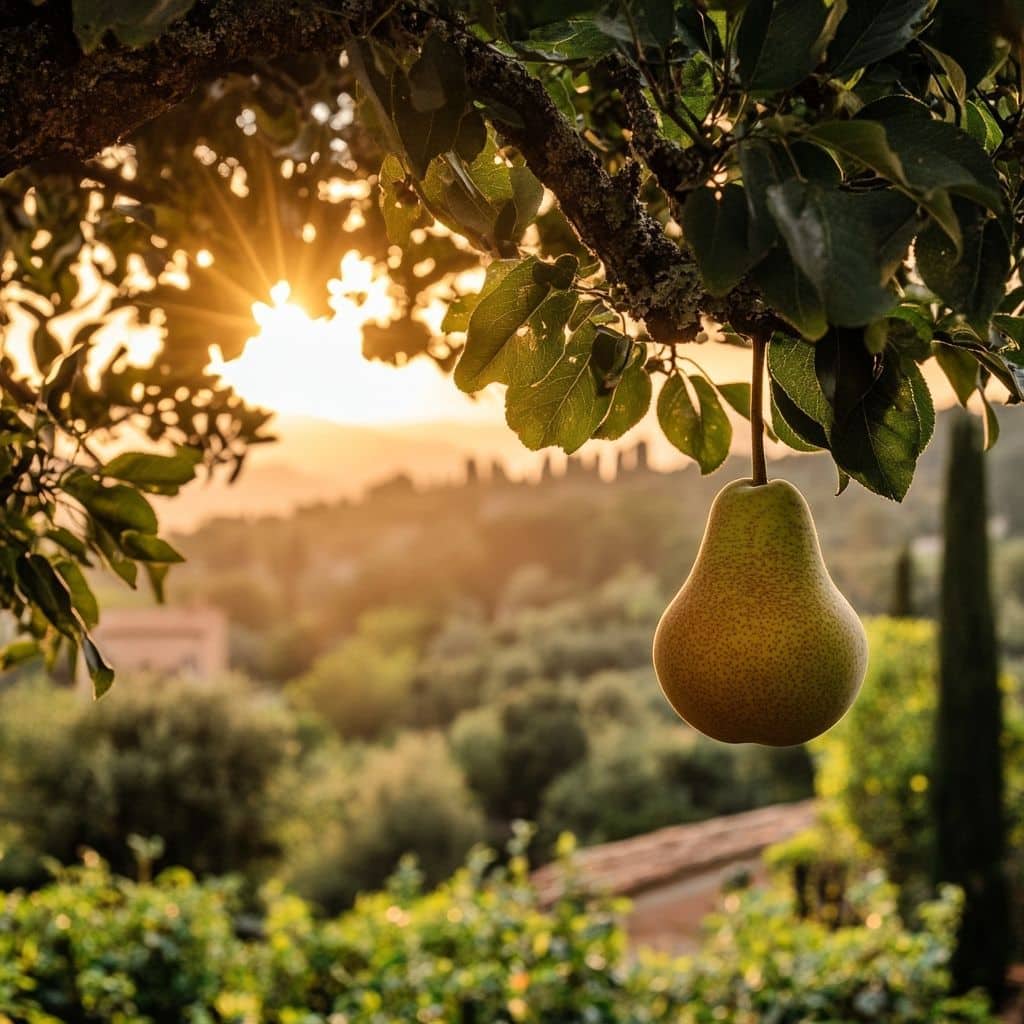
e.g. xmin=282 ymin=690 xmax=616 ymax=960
xmin=653 ymin=478 xmax=867 ymax=746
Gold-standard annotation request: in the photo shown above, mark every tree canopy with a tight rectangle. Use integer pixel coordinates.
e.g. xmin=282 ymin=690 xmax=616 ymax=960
xmin=1 ymin=0 xmax=1023 ymax=691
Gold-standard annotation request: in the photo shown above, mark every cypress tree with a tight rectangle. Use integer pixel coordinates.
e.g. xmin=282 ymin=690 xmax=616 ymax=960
xmin=888 ymin=544 xmax=915 ymax=618
xmin=933 ymin=412 xmax=1008 ymax=1001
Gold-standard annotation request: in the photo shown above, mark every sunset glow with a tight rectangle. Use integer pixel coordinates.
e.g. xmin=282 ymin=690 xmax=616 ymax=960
xmin=206 ymin=253 xmax=500 ymax=426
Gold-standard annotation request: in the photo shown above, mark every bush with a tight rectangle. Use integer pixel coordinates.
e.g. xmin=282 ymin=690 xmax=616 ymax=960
xmin=671 ymin=873 xmax=995 ymax=1023
xmin=450 ymin=682 xmax=588 ymax=822
xmin=0 ymin=844 xmax=995 ymax=1024
xmin=287 ymin=731 xmax=486 ymax=912
xmin=813 ymin=617 xmax=1024 ymax=909
xmin=0 ymin=677 xmax=296 ymax=886
xmin=539 ymin=724 xmax=814 ymax=849
xmin=290 ymin=631 xmax=416 ymax=740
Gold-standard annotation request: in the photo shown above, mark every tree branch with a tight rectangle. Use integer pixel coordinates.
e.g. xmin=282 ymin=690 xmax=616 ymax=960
xmin=0 ymin=1 xmax=723 ymax=342
xmin=443 ymin=27 xmax=710 ymax=341
xmin=0 ymin=0 xmax=376 ymax=177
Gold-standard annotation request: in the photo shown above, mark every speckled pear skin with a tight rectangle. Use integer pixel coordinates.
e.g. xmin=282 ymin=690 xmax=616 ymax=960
xmin=653 ymin=478 xmax=868 ymax=746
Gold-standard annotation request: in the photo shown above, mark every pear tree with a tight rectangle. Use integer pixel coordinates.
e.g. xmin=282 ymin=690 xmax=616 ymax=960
xmin=1 ymin=0 xmax=1023 ymax=693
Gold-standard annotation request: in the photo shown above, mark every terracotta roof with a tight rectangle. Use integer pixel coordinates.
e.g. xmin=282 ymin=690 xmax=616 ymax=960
xmin=532 ymin=800 xmax=817 ymax=904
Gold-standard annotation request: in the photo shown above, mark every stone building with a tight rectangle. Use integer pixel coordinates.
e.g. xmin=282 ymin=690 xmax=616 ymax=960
xmin=77 ymin=605 xmax=228 ymax=693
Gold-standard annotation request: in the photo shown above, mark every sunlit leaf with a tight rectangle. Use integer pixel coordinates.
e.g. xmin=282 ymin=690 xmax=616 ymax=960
xmin=594 ymin=350 xmax=652 ymax=440
xmin=505 ymin=323 xmax=612 ymax=453
xmin=657 ymin=374 xmax=732 ymax=474
xmin=103 ymin=447 xmax=201 ymax=494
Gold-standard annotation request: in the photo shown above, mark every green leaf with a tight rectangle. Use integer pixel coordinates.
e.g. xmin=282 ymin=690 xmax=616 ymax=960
xmin=46 ymin=527 xmax=89 ymax=561
xmin=590 ymin=328 xmax=633 ymax=390
xmin=83 ymin=634 xmax=114 ymax=699
xmin=505 ymin=323 xmax=612 ymax=453
xmin=103 ymin=446 xmax=201 ymax=494
xmin=992 ymin=314 xmax=1024 ymax=345
xmin=980 ymin=390 xmax=1000 ymax=450
xmin=501 ymin=165 xmax=545 ymax=245
xmin=422 ymin=133 xmax=515 ymax=248
xmin=394 ymin=35 xmax=467 ymax=179
xmin=408 ymin=32 xmax=464 ymax=114
xmin=767 ymin=333 xmax=834 ymax=428
xmin=594 ymin=351 xmax=652 ymax=439
xmin=736 ymin=0 xmax=833 ymax=92
xmin=16 ymin=554 xmax=77 ymax=636
xmin=750 ymin=250 xmax=828 ymax=340
xmin=921 ymin=42 xmax=967 ymax=104
xmin=32 ymin=320 xmax=63 ymax=375
xmin=860 ymin=98 xmax=1004 ymax=216
xmin=455 ymin=258 xmax=577 ymax=392
xmin=65 ymin=474 xmax=159 ymax=535
xmin=765 ymin=181 xmax=898 ymax=328
xmin=519 ymin=18 xmax=620 ymax=62
xmin=963 ymin=101 xmax=1003 ymax=155
xmin=932 ymin=342 xmax=978 ymax=405
xmin=145 ymin=563 xmax=171 ymax=603
xmin=771 ymin=387 xmax=826 ymax=450
xmin=56 ymin=559 xmax=100 ymax=629
xmin=915 ymin=203 xmax=1009 ymax=328
xmin=378 ymin=155 xmax=425 ymax=246
xmin=72 ymin=0 xmax=197 ymax=53
xmin=828 ymin=0 xmax=929 ymax=74
xmin=829 ymin=355 xmax=933 ymax=501
xmin=0 ymin=639 xmax=41 ymax=671
xmin=120 ymin=531 xmax=185 ymax=564
xmin=682 ymin=185 xmax=753 ymax=297
xmin=716 ymin=382 xmax=752 ymax=419
xmin=657 ymin=374 xmax=732 ymax=474
xmin=804 ymin=120 xmax=908 ymax=187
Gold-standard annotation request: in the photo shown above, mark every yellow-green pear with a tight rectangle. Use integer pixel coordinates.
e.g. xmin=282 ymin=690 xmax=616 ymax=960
xmin=653 ymin=478 xmax=867 ymax=746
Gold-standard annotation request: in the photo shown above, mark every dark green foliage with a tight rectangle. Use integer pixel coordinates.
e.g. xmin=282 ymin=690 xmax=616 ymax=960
xmin=933 ymin=414 xmax=1009 ymax=999
xmin=452 ymin=681 xmax=589 ymax=822
xmin=287 ymin=732 xmax=487 ymax=913
xmin=0 ymin=678 xmax=296 ymax=886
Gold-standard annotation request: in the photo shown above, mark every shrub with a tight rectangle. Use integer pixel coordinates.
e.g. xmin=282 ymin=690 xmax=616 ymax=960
xmin=290 ymin=632 xmax=416 ymax=740
xmin=287 ymin=731 xmax=486 ymax=912
xmin=450 ymin=682 xmax=588 ymax=822
xmin=813 ymin=617 xmax=1024 ymax=910
xmin=0 ymin=862 xmax=247 ymax=1024
xmin=0 ymin=677 xmax=296 ymax=886
xmin=670 ymin=873 xmax=995 ymax=1024
xmin=0 ymin=845 xmax=995 ymax=1024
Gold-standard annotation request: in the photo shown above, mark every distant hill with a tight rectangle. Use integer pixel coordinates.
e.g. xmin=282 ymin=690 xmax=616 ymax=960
xmin=161 ymin=405 xmax=1021 ymax=535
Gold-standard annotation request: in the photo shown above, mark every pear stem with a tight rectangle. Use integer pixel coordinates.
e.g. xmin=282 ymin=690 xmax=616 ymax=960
xmin=750 ymin=330 xmax=768 ymax=486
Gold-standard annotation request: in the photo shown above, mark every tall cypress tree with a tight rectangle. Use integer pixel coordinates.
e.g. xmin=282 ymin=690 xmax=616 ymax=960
xmin=888 ymin=544 xmax=915 ymax=618
xmin=933 ymin=413 xmax=1008 ymax=1000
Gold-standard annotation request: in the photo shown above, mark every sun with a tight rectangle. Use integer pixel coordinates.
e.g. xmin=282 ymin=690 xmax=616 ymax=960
xmin=206 ymin=253 xmax=498 ymax=426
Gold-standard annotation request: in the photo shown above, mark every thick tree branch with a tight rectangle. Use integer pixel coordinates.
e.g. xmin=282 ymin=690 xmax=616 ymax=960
xmin=447 ymin=28 xmax=709 ymax=341
xmin=0 ymin=0 xmax=375 ymax=176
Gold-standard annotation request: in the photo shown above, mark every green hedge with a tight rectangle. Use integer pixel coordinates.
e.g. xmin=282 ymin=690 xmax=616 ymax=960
xmin=0 ymin=837 xmax=994 ymax=1024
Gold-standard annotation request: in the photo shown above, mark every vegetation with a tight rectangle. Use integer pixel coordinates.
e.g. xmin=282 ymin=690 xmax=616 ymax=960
xmin=0 ymin=677 xmax=298 ymax=890
xmin=2 ymin=1 xmax=1024 ymax=684
xmin=0 ymin=840 xmax=997 ymax=1024
xmin=934 ymin=413 xmax=1008 ymax=997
